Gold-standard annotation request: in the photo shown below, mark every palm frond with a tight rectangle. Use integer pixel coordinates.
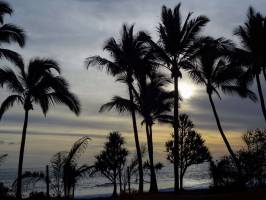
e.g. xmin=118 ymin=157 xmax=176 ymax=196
xmin=0 ymin=24 xmax=26 ymax=47
xmin=0 ymin=48 xmax=24 ymax=69
xmin=0 ymin=95 xmax=23 ymax=119
xmin=0 ymin=1 xmax=12 ymax=24
xmin=47 ymin=91 xmax=81 ymax=116
xmin=0 ymin=67 xmax=25 ymax=93
xmin=99 ymin=96 xmax=135 ymax=113
xmin=65 ymin=136 xmax=90 ymax=166
xmin=221 ymin=85 xmax=257 ymax=102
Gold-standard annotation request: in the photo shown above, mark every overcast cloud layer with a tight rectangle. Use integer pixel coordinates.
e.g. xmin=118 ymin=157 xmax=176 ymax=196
xmin=1 ymin=0 xmax=266 ymax=161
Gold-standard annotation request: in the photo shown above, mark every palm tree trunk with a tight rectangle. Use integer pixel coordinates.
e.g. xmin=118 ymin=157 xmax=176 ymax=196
xmin=145 ymin=123 xmax=158 ymax=192
xmin=256 ymin=74 xmax=266 ymax=121
xmin=128 ymin=84 xmax=143 ymax=192
xmin=127 ymin=167 xmax=131 ymax=194
xmin=180 ymin=128 xmax=184 ymax=190
xmin=118 ymin=166 xmax=122 ymax=193
xmin=208 ymin=93 xmax=243 ymax=183
xmin=16 ymin=109 xmax=29 ymax=199
xmin=173 ymin=75 xmax=180 ymax=192
xmin=46 ymin=165 xmax=49 ymax=197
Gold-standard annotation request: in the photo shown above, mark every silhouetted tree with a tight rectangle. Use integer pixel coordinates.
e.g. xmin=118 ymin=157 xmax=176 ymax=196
xmin=165 ymin=114 xmax=210 ymax=189
xmin=152 ymin=3 xmax=209 ymax=191
xmin=0 ymin=1 xmax=25 ymax=69
xmin=185 ymin=37 xmax=257 ymax=184
xmin=50 ymin=152 xmax=65 ymax=197
xmin=100 ymin=72 xmax=172 ymax=192
xmin=0 ymin=58 xmax=81 ymax=199
xmin=62 ymin=136 xmax=92 ymax=199
xmin=94 ymin=132 xmax=128 ymax=199
xmin=210 ymin=129 xmax=266 ymax=188
xmin=234 ymin=7 xmax=266 ymax=121
xmin=86 ymin=24 xmax=155 ymax=192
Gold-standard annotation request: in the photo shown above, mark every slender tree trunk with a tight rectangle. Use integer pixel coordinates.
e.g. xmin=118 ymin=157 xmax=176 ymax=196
xmin=72 ymin=182 xmax=75 ymax=199
xmin=256 ymin=74 xmax=266 ymax=121
xmin=127 ymin=167 xmax=131 ymax=194
xmin=173 ymin=75 xmax=180 ymax=192
xmin=46 ymin=165 xmax=49 ymax=197
xmin=128 ymin=84 xmax=143 ymax=192
xmin=180 ymin=128 xmax=184 ymax=190
xmin=119 ymin=166 xmax=122 ymax=193
xmin=208 ymin=93 xmax=243 ymax=183
xmin=113 ymin=173 xmax=118 ymax=199
xmin=180 ymin=172 xmax=184 ymax=190
xmin=145 ymin=123 xmax=158 ymax=192
xmin=16 ymin=109 xmax=29 ymax=199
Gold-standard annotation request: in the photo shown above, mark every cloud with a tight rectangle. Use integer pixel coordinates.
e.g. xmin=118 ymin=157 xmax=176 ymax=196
xmin=1 ymin=0 xmax=265 ymax=157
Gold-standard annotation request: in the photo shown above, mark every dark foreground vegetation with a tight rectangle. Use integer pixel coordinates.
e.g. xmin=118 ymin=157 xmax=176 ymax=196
xmin=1 ymin=0 xmax=266 ymax=199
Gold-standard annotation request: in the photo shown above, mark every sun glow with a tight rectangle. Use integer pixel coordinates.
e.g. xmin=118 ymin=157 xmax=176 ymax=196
xmin=179 ymin=82 xmax=194 ymax=99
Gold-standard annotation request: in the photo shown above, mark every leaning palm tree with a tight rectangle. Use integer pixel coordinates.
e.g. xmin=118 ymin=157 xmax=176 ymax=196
xmin=185 ymin=37 xmax=257 ymax=184
xmin=234 ymin=7 xmax=266 ymax=121
xmin=0 ymin=1 xmax=25 ymax=68
xmin=152 ymin=3 xmax=209 ymax=191
xmin=86 ymin=24 xmax=154 ymax=192
xmin=0 ymin=58 xmax=80 ymax=199
xmin=100 ymin=72 xmax=173 ymax=192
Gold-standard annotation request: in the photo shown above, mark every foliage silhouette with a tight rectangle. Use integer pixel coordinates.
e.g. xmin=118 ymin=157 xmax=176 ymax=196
xmin=165 ymin=114 xmax=210 ymax=189
xmin=185 ymin=36 xmax=257 ymax=184
xmin=94 ymin=132 xmax=128 ymax=199
xmin=152 ymin=2 xmax=209 ymax=191
xmin=61 ymin=136 xmax=92 ymax=199
xmin=86 ymin=24 xmax=155 ymax=192
xmin=210 ymin=129 xmax=266 ymax=188
xmin=100 ymin=72 xmax=172 ymax=192
xmin=0 ymin=1 xmax=25 ymax=68
xmin=234 ymin=7 xmax=266 ymax=122
xmin=0 ymin=58 xmax=81 ymax=199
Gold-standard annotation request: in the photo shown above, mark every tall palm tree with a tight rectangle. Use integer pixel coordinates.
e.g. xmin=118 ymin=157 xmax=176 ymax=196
xmin=152 ymin=3 xmax=209 ymax=191
xmin=234 ymin=7 xmax=266 ymax=122
xmin=0 ymin=58 xmax=80 ymax=199
xmin=86 ymin=24 xmax=154 ymax=192
xmin=185 ymin=37 xmax=257 ymax=184
xmin=0 ymin=1 xmax=25 ymax=68
xmin=100 ymin=72 xmax=173 ymax=192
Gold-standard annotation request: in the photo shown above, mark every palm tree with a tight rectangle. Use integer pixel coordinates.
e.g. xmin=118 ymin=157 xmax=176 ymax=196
xmin=152 ymin=3 xmax=209 ymax=191
xmin=0 ymin=1 xmax=25 ymax=68
xmin=185 ymin=37 xmax=257 ymax=184
xmin=100 ymin=72 xmax=173 ymax=192
xmin=234 ymin=7 xmax=266 ymax=122
xmin=86 ymin=24 xmax=154 ymax=192
xmin=62 ymin=136 xmax=92 ymax=199
xmin=0 ymin=58 xmax=80 ymax=199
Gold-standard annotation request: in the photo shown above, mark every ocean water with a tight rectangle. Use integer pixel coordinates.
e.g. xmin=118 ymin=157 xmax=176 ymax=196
xmin=0 ymin=133 xmax=212 ymax=198
xmin=0 ymin=164 xmax=211 ymax=198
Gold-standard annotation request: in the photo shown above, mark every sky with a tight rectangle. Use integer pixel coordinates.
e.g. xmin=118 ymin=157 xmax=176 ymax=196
xmin=1 ymin=0 xmax=266 ymax=168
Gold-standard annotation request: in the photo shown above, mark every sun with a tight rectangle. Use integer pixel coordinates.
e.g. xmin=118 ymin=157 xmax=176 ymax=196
xmin=179 ymin=83 xmax=194 ymax=99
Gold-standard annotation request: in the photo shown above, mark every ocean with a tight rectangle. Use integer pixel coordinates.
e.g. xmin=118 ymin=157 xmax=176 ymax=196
xmin=0 ymin=133 xmax=211 ymax=198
